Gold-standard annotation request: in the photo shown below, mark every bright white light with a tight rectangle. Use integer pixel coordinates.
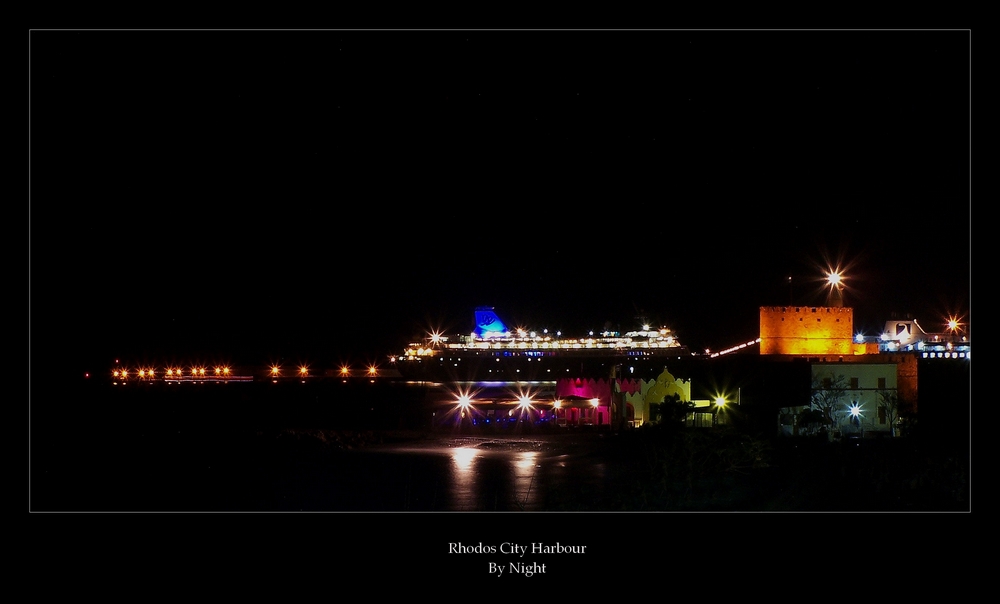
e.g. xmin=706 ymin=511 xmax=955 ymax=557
xmin=849 ymin=402 xmax=863 ymax=418
xmin=514 ymin=451 xmax=539 ymax=473
xmin=451 ymin=447 xmax=478 ymax=472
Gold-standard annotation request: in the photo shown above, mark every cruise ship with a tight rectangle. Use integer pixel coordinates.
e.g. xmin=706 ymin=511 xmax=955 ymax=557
xmin=388 ymin=306 xmax=698 ymax=383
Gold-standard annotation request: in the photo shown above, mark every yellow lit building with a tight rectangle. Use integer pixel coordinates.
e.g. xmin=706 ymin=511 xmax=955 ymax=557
xmin=759 ymin=306 xmax=875 ymax=356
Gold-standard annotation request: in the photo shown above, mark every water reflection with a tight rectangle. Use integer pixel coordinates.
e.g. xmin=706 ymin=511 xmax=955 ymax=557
xmin=444 ymin=446 xmax=542 ymax=511
xmin=511 ymin=451 xmax=541 ymax=510
xmin=353 ymin=440 xmax=574 ymax=511
xmin=448 ymin=447 xmax=481 ymax=510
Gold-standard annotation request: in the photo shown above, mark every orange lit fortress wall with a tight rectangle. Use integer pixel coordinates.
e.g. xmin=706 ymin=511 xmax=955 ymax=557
xmin=759 ymin=306 xmax=854 ymax=355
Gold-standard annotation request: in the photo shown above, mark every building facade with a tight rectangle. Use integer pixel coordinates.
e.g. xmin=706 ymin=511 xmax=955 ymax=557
xmin=761 ymin=305 xmax=923 ymax=437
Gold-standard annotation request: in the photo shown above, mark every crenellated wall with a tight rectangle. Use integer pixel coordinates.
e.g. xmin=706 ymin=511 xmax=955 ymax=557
xmin=760 ymin=306 xmax=855 ymax=355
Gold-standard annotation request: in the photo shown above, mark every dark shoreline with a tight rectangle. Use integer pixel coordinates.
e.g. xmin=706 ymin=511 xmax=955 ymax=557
xmin=30 ymin=376 xmax=970 ymax=513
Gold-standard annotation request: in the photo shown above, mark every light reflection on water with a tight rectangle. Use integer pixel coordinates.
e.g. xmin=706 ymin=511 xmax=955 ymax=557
xmin=448 ymin=447 xmax=480 ymax=510
xmin=446 ymin=448 xmax=543 ymax=511
xmin=446 ymin=447 xmax=543 ymax=511
xmin=511 ymin=451 xmax=541 ymax=509
xmin=359 ymin=440 xmax=603 ymax=511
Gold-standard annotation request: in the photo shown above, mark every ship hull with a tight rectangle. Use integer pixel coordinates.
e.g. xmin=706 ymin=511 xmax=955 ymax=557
xmin=390 ymin=348 xmax=699 ymax=383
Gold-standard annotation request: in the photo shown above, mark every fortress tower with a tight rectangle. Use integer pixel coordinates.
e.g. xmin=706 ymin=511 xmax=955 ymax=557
xmin=759 ymin=306 xmax=864 ymax=355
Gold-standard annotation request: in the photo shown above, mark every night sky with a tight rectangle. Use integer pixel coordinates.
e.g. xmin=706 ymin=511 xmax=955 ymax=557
xmin=29 ymin=30 xmax=971 ymax=376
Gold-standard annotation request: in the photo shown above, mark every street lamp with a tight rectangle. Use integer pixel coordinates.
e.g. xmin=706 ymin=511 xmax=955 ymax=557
xmin=826 ymin=270 xmax=845 ymax=307
xmin=713 ymin=396 xmax=726 ymax=427
xmin=848 ymin=401 xmax=863 ymax=438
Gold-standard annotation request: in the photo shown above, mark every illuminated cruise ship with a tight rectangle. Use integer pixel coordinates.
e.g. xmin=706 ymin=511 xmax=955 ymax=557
xmin=389 ymin=307 xmax=696 ymax=382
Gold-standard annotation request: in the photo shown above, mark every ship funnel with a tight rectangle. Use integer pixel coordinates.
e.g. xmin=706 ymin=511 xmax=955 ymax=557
xmin=474 ymin=306 xmax=508 ymax=338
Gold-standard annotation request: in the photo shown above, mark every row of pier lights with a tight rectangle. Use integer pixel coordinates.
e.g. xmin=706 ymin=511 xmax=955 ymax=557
xmin=109 ymin=362 xmax=384 ymax=384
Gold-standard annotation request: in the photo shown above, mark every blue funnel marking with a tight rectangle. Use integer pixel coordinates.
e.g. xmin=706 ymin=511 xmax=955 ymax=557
xmin=474 ymin=307 xmax=508 ymax=338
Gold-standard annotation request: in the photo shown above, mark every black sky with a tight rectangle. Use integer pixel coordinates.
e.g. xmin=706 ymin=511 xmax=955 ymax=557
xmin=29 ymin=29 xmax=971 ymax=373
